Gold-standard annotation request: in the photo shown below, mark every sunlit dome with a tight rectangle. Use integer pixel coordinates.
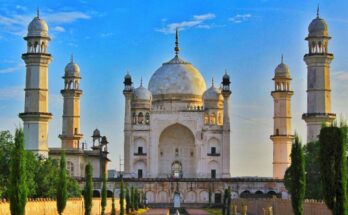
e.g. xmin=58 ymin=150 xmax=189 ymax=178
xmin=308 ymin=8 xmax=329 ymax=37
xmin=203 ymin=80 xmax=223 ymax=101
xmin=134 ymin=81 xmax=152 ymax=101
xmin=64 ymin=57 xmax=80 ymax=77
xmin=27 ymin=12 xmax=49 ymax=37
xmin=274 ymin=56 xmax=290 ymax=78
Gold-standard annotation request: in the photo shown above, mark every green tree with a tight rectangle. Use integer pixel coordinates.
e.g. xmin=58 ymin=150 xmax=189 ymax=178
xmin=125 ymin=187 xmax=130 ymax=213
xmin=8 ymin=128 xmax=27 ymax=215
xmin=227 ymin=186 xmax=231 ymax=215
xmin=0 ymin=131 xmax=14 ymax=197
xmin=120 ymin=180 xmax=125 ymax=215
xmin=303 ymin=141 xmax=323 ymax=199
xmin=84 ymin=162 xmax=93 ymax=215
xmin=319 ymin=126 xmax=348 ymax=215
xmin=134 ymin=189 xmax=139 ymax=210
xmin=101 ymin=172 xmax=107 ymax=215
xmin=57 ymin=151 xmax=68 ymax=215
xmin=289 ymin=135 xmax=306 ymax=215
xmin=131 ymin=186 xmax=135 ymax=211
xmin=222 ymin=188 xmax=228 ymax=215
xmin=111 ymin=185 xmax=116 ymax=215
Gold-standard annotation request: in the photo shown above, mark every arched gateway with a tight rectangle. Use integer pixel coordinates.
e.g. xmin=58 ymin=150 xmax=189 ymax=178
xmin=158 ymin=124 xmax=196 ymax=178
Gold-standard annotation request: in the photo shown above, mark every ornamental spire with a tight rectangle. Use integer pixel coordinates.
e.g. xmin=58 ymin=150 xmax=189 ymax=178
xmin=37 ymin=7 xmax=40 ymax=18
xmin=70 ymin=54 xmax=74 ymax=63
xmin=212 ymin=77 xmax=215 ymax=87
xmin=281 ymin=54 xmax=284 ymax=63
xmin=140 ymin=77 xmax=143 ymax=87
xmin=174 ymin=28 xmax=180 ymax=56
xmin=317 ymin=4 xmax=320 ymax=18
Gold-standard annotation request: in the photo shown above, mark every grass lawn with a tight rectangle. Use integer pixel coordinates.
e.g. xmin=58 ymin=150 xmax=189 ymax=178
xmin=204 ymin=208 xmax=222 ymax=215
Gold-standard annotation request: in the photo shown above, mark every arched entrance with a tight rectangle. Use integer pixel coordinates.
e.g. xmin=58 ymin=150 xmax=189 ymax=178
xmin=171 ymin=161 xmax=182 ymax=178
xmin=158 ymin=124 xmax=196 ymax=178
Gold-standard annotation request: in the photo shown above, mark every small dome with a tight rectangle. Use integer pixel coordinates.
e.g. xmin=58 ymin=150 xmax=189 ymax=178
xmin=64 ymin=61 xmax=80 ymax=77
xmin=275 ymin=62 xmax=290 ymax=78
xmin=124 ymin=73 xmax=132 ymax=86
xmin=203 ymin=84 xmax=223 ymax=101
xmin=148 ymin=55 xmax=206 ymax=96
xmin=27 ymin=16 xmax=49 ymax=37
xmin=308 ymin=17 xmax=328 ymax=37
xmin=93 ymin=129 xmax=100 ymax=137
xmin=134 ymin=84 xmax=152 ymax=101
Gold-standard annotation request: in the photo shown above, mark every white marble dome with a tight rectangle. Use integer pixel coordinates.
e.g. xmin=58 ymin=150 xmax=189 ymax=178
xmin=148 ymin=55 xmax=206 ymax=96
xmin=203 ymin=84 xmax=223 ymax=101
xmin=65 ymin=61 xmax=80 ymax=77
xmin=28 ymin=16 xmax=49 ymax=37
xmin=134 ymin=85 xmax=152 ymax=101
xmin=275 ymin=62 xmax=290 ymax=78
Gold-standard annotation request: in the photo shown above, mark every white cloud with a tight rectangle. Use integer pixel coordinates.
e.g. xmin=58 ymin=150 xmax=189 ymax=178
xmin=333 ymin=71 xmax=348 ymax=81
xmin=53 ymin=26 xmax=65 ymax=32
xmin=156 ymin=13 xmax=216 ymax=34
xmin=229 ymin=14 xmax=252 ymax=24
xmin=45 ymin=12 xmax=90 ymax=24
xmin=0 ymin=63 xmax=24 ymax=73
xmin=0 ymin=11 xmax=90 ymax=36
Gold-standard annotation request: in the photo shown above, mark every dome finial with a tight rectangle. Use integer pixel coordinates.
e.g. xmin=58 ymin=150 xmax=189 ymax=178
xmin=317 ymin=4 xmax=320 ymax=18
xmin=174 ymin=28 xmax=180 ymax=56
xmin=70 ymin=54 xmax=74 ymax=63
xmin=140 ymin=77 xmax=143 ymax=87
xmin=281 ymin=54 xmax=284 ymax=63
xmin=212 ymin=77 xmax=215 ymax=87
xmin=37 ymin=7 xmax=40 ymax=18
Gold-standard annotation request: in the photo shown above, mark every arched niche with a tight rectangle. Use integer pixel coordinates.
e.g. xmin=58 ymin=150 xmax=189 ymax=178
xmin=158 ymin=123 xmax=196 ymax=178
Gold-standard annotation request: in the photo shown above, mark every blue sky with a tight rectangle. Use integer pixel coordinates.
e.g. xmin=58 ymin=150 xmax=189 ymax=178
xmin=0 ymin=0 xmax=348 ymax=177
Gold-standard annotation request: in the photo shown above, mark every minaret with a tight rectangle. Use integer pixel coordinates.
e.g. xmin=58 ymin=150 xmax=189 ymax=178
xmin=123 ymin=72 xmax=133 ymax=173
xmin=221 ymin=71 xmax=231 ymax=178
xmin=270 ymin=56 xmax=294 ymax=179
xmin=59 ymin=56 xmax=83 ymax=149
xmin=19 ymin=11 xmax=52 ymax=157
xmin=302 ymin=7 xmax=336 ymax=142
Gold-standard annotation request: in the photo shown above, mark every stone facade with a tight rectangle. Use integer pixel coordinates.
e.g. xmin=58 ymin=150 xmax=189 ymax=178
xmin=270 ymin=57 xmax=294 ymax=179
xmin=123 ymin=30 xmax=231 ymax=179
xmin=19 ymin=13 xmax=52 ymax=157
xmin=303 ymin=11 xmax=336 ymax=142
xmin=19 ymin=13 xmax=109 ymax=179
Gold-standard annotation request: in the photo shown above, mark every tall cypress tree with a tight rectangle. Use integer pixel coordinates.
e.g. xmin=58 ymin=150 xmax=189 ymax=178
xmin=125 ymin=187 xmax=130 ymax=213
xmin=57 ymin=151 xmax=68 ymax=215
xmin=289 ymin=135 xmax=306 ymax=215
xmin=101 ymin=172 xmax=107 ymax=215
xmin=319 ymin=126 xmax=347 ymax=215
xmin=134 ymin=189 xmax=139 ymax=210
xmin=120 ymin=180 xmax=125 ymax=215
xmin=84 ymin=162 xmax=93 ymax=215
xmin=9 ymin=128 xmax=27 ymax=215
xmin=131 ymin=186 xmax=135 ymax=211
xmin=111 ymin=185 xmax=116 ymax=215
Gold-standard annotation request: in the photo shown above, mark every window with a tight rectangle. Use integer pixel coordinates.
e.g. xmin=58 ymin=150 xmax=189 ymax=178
xmin=138 ymin=112 xmax=144 ymax=124
xmin=145 ymin=112 xmax=150 ymax=124
xmin=211 ymin=147 xmax=216 ymax=154
xmin=132 ymin=112 xmax=137 ymax=124
xmin=175 ymin=148 xmax=179 ymax=156
xmin=138 ymin=169 xmax=143 ymax=179
xmin=138 ymin=147 xmax=143 ymax=154
xmin=211 ymin=169 xmax=216 ymax=179
xmin=66 ymin=161 xmax=74 ymax=177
